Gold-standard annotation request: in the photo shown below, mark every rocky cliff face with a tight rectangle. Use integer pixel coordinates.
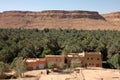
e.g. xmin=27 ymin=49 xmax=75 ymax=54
xmin=0 ymin=10 xmax=105 ymax=19
xmin=102 ymin=12 xmax=120 ymax=27
xmin=0 ymin=10 xmax=120 ymax=30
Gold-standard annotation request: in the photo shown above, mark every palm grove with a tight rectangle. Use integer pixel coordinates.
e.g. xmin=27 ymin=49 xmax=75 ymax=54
xmin=0 ymin=28 xmax=120 ymax=77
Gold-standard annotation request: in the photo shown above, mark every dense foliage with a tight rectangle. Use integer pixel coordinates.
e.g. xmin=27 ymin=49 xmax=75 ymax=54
xmin=107 ymin=53 xmax=120 ymax=69
xmin=11 ymin=57 xmax=27 ymax=77
xmin=48 ymin=62 xmax=56 ymax=69
xmin=0 ymin=62 xmax=9 ymax=78
xmin=0 ymin=28 xmax=120 ymax=68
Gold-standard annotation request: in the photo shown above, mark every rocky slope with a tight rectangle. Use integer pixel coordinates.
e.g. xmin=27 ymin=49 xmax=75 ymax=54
xmin=102 ymin=12 xmax=120 ymax=27
xmin=0 ymin=10 xmax=120 ymax=30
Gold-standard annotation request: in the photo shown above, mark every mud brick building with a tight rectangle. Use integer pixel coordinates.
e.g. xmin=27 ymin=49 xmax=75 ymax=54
xmin=26 ymin=52 xmax=102 ymax=70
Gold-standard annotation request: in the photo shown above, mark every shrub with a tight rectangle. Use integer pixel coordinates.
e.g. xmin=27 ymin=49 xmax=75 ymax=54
xmin=11 ymin=57 xmax=27 ymax=78
xmin=60 ymin=63 xmax=68 ymax=69
xmin=70 ymin=59 xmax=80 ymax=68
xmin=107 ymin=53 xmax=120 ymax=69
xmin=48 ymin=62 xmax=56 ymax=69
xmin=0 ymin=62 xmax=9 ymax=78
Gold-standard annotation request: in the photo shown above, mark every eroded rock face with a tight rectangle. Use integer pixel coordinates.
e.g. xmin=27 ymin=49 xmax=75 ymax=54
xmin=102 ymin=12 xmax=120 ymax=19
xmin=37 ymin=10 xmax=105 ymax=19
xmin=0 ymin=10 xmax=120 ymax=30
xmin=0 ymin=10 xmax=105 ymax=19
xmin=102 ymin=12 xmax=120 ymax=26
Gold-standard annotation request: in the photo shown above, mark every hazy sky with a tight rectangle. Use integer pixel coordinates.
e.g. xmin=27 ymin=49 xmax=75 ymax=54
xmin=0 ymin=0 xmax=120 ymax=13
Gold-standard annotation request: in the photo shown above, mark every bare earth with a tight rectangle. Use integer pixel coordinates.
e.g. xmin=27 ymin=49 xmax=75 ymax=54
xmin=11 ymin=67 xmax=120 ymax=80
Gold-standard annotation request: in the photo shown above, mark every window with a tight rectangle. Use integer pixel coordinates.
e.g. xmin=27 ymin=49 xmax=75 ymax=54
xmin=87 ymin=58 xmax=89 ymax=60
xmin=85 ymin=63 xmax=87 ymax=67
xmin=96 ymin=64 xmax=99 ymax=67
xmin=91 ymin=58 xmax=93 ymax=60
xmin=97 ymin=58 xmax=99 ymax=60
xmin=89 ymin=63 xmax=91 ymax=65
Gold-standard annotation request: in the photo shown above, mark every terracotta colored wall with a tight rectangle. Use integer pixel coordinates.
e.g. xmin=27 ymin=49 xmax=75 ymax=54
xmin=46 ymin=56 xmax=65 ymax=68
xmin=27 ymin=58 xmax=46 ymax=70
xmin=27 ymin=52 xmax=102 ymax=70
xmin=65 ymin=56 xmax=84 ymax=67
xmin=84 ymin=53 xmax=102 ymax=67
xmin=65 ymin=52 xmax=102 ymax=67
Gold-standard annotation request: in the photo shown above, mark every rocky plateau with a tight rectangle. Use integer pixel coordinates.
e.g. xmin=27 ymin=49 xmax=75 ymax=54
xmin=0 ymin=10 xmax=120 ymax=30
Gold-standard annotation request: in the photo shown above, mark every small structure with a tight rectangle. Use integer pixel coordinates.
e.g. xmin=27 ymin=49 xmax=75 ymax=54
xmin=83 ymin=52 xmax=102 ymax=67
xmin=26 ymin=58 xmax=46 ymax=70
xmin=65 ymin=52 xmax=102 ymax=67
xmin=26 ymin=52 xmax=102 ymax=70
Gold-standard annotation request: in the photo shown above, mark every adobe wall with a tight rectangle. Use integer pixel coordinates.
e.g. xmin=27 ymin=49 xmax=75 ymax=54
xmin=46 ymin=55 xmax=65 ymax=68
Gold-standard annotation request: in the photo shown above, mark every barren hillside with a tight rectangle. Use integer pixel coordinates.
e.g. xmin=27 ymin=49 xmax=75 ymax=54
xmin=102 ymin=12 xmax=120 ymax=27
xmin=0 ymin=10 xmax=120 ymax=30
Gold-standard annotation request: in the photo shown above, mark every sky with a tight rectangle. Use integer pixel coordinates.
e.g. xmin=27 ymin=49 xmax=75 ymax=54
xmin=0 ymin=0 xmax=120 ymax=14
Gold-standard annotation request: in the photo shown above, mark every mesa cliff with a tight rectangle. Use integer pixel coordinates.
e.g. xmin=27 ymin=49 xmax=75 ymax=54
xmin=0 ymin=10 xmax=120 ymax=30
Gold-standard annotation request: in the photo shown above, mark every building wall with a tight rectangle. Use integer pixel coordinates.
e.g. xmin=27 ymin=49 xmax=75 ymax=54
xmin=84 ymin=52 xmax=102 ymax=67
xmin=26 ymin=58 xmax=47 ymax=70
xmin=65 ymin=52 xmax=102 ymax=67
xmin=46 ymin=55 xmax=65 ymax=68
xmin=26 ymin=52 xmax=102 ymax=70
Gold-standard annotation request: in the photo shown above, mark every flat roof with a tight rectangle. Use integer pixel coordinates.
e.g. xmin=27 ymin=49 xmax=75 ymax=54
xmin=26 ymin=58 xmax=46 ymax=62
xmin=85 ymin=52 xmax=101 ymax=54
xmin=45 ymin=55 xmax=64 ymax=57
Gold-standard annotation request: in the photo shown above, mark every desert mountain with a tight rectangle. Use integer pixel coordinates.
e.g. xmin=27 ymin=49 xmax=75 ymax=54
xmin=0 ymin=10 xmax=120 ymax=30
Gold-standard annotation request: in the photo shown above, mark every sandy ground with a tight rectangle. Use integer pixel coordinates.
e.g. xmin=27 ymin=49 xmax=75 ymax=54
xmin=40 ymin=74 xmax=71 ymax=80
xmin=10 ymin=68 xmax=120 ymax=80
xmin=82 ymin=68 xmax=120 ymax=80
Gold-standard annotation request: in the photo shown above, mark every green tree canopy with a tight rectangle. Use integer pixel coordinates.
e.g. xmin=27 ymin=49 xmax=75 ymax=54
xmin=11 ymin=57 xmax=27 ymax=78
xmin=107 ymin=53 xmax=120 ymax=69
xmin=0 ymin=62 xmax=9 ymax=78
